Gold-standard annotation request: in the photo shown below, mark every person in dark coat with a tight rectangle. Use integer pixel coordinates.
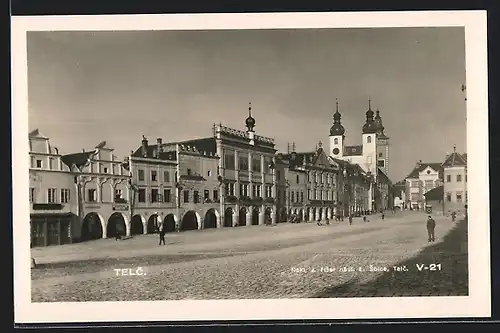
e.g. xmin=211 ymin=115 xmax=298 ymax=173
xmin=348 ymin=214 xmax=353 ymax=225
xmin=158 ymin=223 xmax=166 ymax=245
xmin=426 ymin=215 xmax=436 ymax=242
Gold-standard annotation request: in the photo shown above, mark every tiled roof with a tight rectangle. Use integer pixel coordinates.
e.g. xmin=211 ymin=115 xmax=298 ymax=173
xmin=405 ymin=162 xmax=443 ymax=179
xmin=424 ymin=185 xmax=444 ymax=201
xmin=344 ymin=145 xmax=363 ymax=156
xmin=177 ymin=138 xmax=217 ymax=156
xmin=131 ymin=145 xmax=177 ymax=161
xmin=442 ymin=152 xmax=467 ymax=167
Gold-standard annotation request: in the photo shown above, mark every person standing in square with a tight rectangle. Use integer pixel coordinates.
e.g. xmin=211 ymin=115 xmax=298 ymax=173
xmin=426 ymin=215 xmax=436 ymax=242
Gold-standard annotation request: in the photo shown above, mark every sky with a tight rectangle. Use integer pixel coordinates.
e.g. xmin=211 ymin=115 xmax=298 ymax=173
xmin=27 ymin=27 xmax=466 ymax=181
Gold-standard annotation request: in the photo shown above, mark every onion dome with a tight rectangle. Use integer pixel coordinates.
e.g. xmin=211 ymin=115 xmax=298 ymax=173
xmin=362 ymin=98 xmax=378 ymax=134
xmin=245 ymin=102 xmax=255 ymax=131
xmin=330 ymin=99 xmax=345 ymax=136
xmin=374 ymin=109 xmax=385 ymax=133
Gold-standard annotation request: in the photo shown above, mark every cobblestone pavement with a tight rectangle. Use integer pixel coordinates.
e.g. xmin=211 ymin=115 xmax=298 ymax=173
xmin=30 ymin=212 xmax=467 ymax=302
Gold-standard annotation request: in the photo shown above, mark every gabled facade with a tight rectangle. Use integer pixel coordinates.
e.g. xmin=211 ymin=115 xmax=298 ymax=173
xmin=404 ymin=161 xmax=443 ymax=210
xmin=29 ymin=129 xmax=77 ymax=247
xmin=442 ymin=146 xmax=467 ymax=213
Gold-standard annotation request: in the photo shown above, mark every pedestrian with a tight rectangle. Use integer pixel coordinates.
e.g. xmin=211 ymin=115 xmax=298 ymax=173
xmin=325 ymin=217 xmax=330 ymax=225
xmin=381 ymin=212 xmax=385 ymax=220
xmin=451 ymin=211 xmax=457 ymax=222
xmin=115 ymin=225 xmax=122 ymax=241
xmin=426 ymin=215 xmax=436 ymax=242
xmin=363 ymin=216 xmax=367 ymax=223
xmin=158 ymin=223 xmax=166 ymax=245
xmin=349 ymin=214 xmax=353 ymax=225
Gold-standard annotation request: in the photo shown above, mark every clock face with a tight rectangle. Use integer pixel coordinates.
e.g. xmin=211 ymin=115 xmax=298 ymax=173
xmin=332 ymin=148 xmax=340 ymax=155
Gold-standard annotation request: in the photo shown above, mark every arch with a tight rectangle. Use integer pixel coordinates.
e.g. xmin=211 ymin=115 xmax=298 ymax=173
xmin=224 ymin=207 xmax=234 ymax=227
xmin=334 ymin=138 xmax=339 ymax=145
xmin=264 ymin=207 xmax=272 ymax=224
xmin=204 ymin=209 xmax=219 ymax=229
xmin=107 ymin=212 xmax=127 ymax=238
xmin=238 ymin=207 xmax=247 ymax=227
xmin=163 ymin=214 xmax=177 ymax=233
xmin=131 ymin=214 xmax=145 ymax=235
xmin=81 ymin=212 xmax=105 ymax=241
xmin=306 ymin=207 xmax=311 ymax=221
xmin=299 ymin=208 xmax=304 ymax=222
xmin=279 ymin=207 xmax=287 ymax=222
xmin=147 ymin=214 xmax=160 ymax=234
xmin=252 ymin=207 xmax=260 ymax=225
xmin=367 ymin=135 xmax=372 ymax=143
xmin=181 ymin=210 xmax=200 ymax=231
xmin=311 ymin=207 xmax=317 ymax=221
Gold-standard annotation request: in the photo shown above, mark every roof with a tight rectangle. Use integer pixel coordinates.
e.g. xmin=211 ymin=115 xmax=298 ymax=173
xmin=28 ymin=129 xmax=48 ymax=139
xmin=405 ymin=162 xmax=443 ymax=179
xmin=176 ymin=138 xmax=218 ymax=156
xmin=377 ymin=167 xmax=391 ymax=184
xmin=95 ymin=141 xmax=113 ymax=149
xmin=442 ymin=152 xmax=467 ymax=167
xmin=344 ymin=145 xmax=363 ymax=156
xmin=424 ymin=185 xmax=444 ymax=201
xmin=61 ymin=151 xmax=96 ymax=170
xmin=131 ymin=145 xmax=178 ymax=161
xmin=280 ymin=146 xmax=339 ymax=170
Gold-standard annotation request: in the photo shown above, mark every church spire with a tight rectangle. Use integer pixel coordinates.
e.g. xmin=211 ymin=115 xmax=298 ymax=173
xmin=245 ymin=101 xmax=256 ymax=132
xmin=330 ymin=98 xmax=345 ymax=136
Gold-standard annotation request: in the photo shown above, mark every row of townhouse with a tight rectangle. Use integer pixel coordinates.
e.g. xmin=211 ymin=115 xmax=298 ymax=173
xmin=29 ymin=102 xmax=393 ymax=247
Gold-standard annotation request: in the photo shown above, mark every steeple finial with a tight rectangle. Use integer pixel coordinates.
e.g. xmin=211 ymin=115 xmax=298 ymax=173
xmin=248 ymin=101 xmax=252 ymax=117
xmin=336 ymin=98 xmax=339 ymax=112
xmin=368 ymin=96 xmax=372 ymax=110
xmin=453 ymin=144 xmax=457 ymax=152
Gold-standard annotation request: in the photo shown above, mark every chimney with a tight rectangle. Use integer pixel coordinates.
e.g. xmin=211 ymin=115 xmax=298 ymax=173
xmin=141 ymin=136 xmax=148 ymax=157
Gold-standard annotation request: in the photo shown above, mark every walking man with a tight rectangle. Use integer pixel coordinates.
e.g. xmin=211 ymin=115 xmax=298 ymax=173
xmin=426 ymin=215 xmax=436 ymax=242
xmin=158 ymin=223 xmax=166 ymax=245
xmin=349 ymin=214 xmax=353 ymax=225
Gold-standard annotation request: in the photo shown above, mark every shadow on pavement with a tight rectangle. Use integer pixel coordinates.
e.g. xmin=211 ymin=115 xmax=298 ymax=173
xmin=313 ymin=218 xmax=469 ymax=298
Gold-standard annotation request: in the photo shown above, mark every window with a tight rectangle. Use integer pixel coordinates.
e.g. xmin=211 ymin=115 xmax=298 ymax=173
xmin=252 ymin=184 xmax=258 ymax=197
xmin=378 ymin=152 xmax=383 ymax=158
xmin=239 ymin=184 xmax=244 ymax=197
xmin=334 ymin=138 xmax=339 ymax=144
xmin=239 ymin=156 xmax=249 ymax=171
xmin=367 ymin=136 xmax=372 ymax=143
xmin=194 ymin=191 xmax=200 ymax=203
xmin=308 ymin=189 xmax=311 ymax=200
xmin=277 ymin=170 xmax=281 ymax=181
xmin=87 ymin=189 xmax=96 ymax=202
xmin=446 ymin=175 xmax=451 ymax=182
xmin=36 ymin=159 xmax=42 ymax=168
xmin=61 ymin=189 xmax=70 ymax=203
xmin=183 ymin=190 xmax=189 ymax=203
xmin=164 ymin=171 xmax=170 ymax=182
xmin=151 ymin=170 xmax=157 ymax=181
xmin=456 ymin=192 xmax=463 ymax=202
xmin=265 ymin=185 xmax=272 ymax=198
xmin=291 ymin=191 xmax=295 ymax=202
xmin=103 ymin=167 xmax=108 ymax=174
xmin=224 ymin=151 xmax=235 ymax=170
xmin=296 ymin=175 xmax=300 ymax=184
xmin=30 ymin=188 xmax=35 ymax=203
xmin=187 ymin=168 xmax=192 ymax=176
xmin=411 ymin=181 xmax=419 ymax=187
xmin=252 ymin=156 xmax=261 ymax=172
xmin=256 ymin=185 xmax=261 ymax=197
xmin=411 ymin=193 xmax=419 ymax=201
xmin=213 ymin=190 xmax=218 ymax=201
xmin=163 ymin=189 xmax=171 ymax=203
xmin=426 ymin=170 xmax=431 ymax=174
xmin=207 ymin=170 xmax=211 ymax=177
xmin=377 ymin=160 xmax=385 ymax=167
xmin=446 ymin=192 xmax=452 ymax=202
xmin=424 ymin=180 xmax=434 ymax=188
xmin=151 ymin=189 xmax=159 ymax=202
xmin=204 ymin=190 xmax=210 ymax=200
xmin=300 ymin=191 xmax=304 ymax=203
xmin=138 ymin=170 xmax=145 ymax=181
xmin=465 ymin=174 xmax=468 ymax=182
xmin=114 ymin=189 xmax=123 ymax=202
xmin=457 ymin=174 xmax=462 ymax=182
xmin=263 ymin=156 xmax=272 ymax=174
xmin=138 ymin=189 xmax=146 ymax=203
xmin=49 ymin=158 xmax=54 ymax=170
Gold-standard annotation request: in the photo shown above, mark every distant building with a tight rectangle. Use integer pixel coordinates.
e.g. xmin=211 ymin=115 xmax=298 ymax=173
xmin=392 ymin=181 xmax=406 ymax=209
xmin=29 ymin=129 xmax=77 ymax=247
xmin=404 ymin=162 xmax=443 ymax=210
xmin=442 ymin=146 xmax=467 ymax=213
xmin=328 ymin=99 xmax=393 ymax=211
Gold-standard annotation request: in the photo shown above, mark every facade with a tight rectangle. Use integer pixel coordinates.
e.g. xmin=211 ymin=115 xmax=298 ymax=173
xmin=328 ymin=99 xmax=393 ymax=211
xmin=62 ymin=141 xmax=132 ymax=241
xmin=404 ymin=161 xmax=443 ymax=210
xmin=442 ymin=147 xmax=467 ymax=213
xmin=29 ymin=129 xmax=77 ymax=247
xmin=276 ymin=143 xmax=340 ymax=222
xmin=392 ymin=181 xmax=406 ymax=209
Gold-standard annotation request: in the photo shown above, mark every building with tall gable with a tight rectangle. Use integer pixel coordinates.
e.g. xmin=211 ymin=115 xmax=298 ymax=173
xmin=328 ymin=99 xmax=393 ymax=211
xmin=442 ymin=145 xmax=467 ymax=213
xmin=404 ymin=161 xmax=443 ymax=210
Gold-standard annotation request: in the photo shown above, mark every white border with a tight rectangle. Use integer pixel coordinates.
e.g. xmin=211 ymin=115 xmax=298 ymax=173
xmin=12 ymin=11 xmax=490 ymax=323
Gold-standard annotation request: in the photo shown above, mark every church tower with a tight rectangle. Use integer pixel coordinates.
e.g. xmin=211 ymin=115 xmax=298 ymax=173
xmin=361 ymin=99 xmax=378 ymax=176
xmin=329 ymin=99 xmax=345 ymax=159
xmin=374 ymin=108 xmax=390 ymax=175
